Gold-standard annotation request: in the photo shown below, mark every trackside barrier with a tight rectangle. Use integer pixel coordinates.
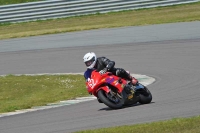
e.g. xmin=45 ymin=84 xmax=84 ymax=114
xmin=0 ymin=0 xmax=199 ymax=23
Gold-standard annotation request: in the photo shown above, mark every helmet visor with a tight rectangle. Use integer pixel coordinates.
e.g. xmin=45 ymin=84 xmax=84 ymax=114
xmin=85 ymin=57 xmax=95 ymax=67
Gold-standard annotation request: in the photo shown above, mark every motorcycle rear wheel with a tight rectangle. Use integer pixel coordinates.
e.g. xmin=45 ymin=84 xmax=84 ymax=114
xmin=139 ymin=86 xmax=152 ymax=104
xmin=97 ymin=90 xmax=123 ymax=109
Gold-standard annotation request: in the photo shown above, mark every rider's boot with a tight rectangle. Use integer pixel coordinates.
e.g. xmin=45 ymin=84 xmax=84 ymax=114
xmin=126 ymin=71 xmax=138 ymax=86
xmin=131 ymin=77 xmax=138 ymax=85
xmin=116 ymin=68 xmax=138 ymax=85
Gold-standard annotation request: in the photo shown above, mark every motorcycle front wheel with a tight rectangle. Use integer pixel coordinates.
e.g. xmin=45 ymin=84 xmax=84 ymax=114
xmin=97 ymin=90 xmax=123 ymax=109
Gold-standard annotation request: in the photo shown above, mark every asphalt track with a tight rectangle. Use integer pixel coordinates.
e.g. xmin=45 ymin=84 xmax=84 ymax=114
xmin=0 ymin=21 xmax=200 ymax=133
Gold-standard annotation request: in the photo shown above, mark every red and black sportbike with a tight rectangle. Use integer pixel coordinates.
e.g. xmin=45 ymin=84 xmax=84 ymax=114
xmin=86 ymin=70 xmax=152 ymax=109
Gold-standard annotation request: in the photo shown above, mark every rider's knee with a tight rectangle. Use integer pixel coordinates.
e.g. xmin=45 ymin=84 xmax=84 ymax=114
xmin=116 ymin=68 xmax=126 ymax=77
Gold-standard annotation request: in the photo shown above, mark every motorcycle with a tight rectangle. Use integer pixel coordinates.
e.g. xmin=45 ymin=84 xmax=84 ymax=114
xmin=86 ymin=70 xmax=152 ymax=109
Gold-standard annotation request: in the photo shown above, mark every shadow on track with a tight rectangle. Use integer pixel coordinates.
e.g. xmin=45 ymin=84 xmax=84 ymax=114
xmin=98 ymin=102 xmax=155 ymax=111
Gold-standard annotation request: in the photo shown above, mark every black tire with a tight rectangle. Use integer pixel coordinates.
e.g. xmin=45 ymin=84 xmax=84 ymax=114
xmin=97 ymin=90 xmax=123 ymax=109
xmin=139 ymin=86 xmax=152 ymax=104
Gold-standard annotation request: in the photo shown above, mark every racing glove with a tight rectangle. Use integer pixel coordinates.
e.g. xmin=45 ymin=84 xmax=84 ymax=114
xmin=99 ymin=68 xmax=108 ymax=75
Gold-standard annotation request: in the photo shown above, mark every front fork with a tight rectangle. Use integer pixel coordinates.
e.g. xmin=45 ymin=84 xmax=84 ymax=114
xmin=97 ymin=86 xmax=123 ymax=104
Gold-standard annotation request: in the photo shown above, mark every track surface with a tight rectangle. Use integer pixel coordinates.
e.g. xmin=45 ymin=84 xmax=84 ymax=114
xmin=0 ymin=22 xmax=200 ymax=133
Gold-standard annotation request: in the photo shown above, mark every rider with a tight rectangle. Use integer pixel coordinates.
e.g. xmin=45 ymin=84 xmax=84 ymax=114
xmin=83 ymin=52 xmax=138 ymax=85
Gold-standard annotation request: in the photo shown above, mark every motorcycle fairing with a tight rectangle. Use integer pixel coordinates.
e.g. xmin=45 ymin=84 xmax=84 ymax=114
xmin=86 ymin=70 xmax=126 ymax=97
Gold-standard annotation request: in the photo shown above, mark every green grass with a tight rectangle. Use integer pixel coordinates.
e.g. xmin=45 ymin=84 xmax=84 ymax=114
xmin=75 ymin=116 xmax=200 ymax=133
xmin=0 ymin=2 xmax=200 ymax=40
xmin=0 ymin=74 xmax=87 ymax=113
xmin=0 ymin=0 xmax=42 ymax=5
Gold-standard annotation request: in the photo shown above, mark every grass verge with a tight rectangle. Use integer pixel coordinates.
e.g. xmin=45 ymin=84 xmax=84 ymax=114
xmin=0 ymin=74 xmax=87 ymax=113
xmin=75 ymin=116 xmax=200 ymax=133
xmin=0 ymin=2 xmax=200 ymax=40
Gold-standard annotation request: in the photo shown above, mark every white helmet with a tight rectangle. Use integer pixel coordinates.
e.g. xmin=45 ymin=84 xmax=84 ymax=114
xmin=83 ymin=52 xmax=97 ymax=69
